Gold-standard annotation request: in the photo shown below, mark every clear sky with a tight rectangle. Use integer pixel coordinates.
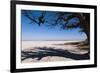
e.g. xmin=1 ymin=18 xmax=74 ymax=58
xmin=21 ymin=10 xmax=87 ymax=41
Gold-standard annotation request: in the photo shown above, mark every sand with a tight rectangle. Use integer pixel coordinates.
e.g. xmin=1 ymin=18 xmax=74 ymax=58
xmin=21 ymin=41 xmax=89 ymax=63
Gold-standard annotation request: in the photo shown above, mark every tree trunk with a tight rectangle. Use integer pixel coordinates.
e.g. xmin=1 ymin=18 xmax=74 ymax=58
xmin=86 ymin=32 xmax=90 ymax=43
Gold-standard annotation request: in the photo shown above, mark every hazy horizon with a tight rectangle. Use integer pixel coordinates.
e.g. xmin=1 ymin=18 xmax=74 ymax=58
xmin=22 ymin=39 xmax=85 ymax=41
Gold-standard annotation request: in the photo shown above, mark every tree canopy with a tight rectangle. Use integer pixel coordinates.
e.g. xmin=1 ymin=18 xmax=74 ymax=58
xmin=22 ymin=10 xmax=90 ymax=42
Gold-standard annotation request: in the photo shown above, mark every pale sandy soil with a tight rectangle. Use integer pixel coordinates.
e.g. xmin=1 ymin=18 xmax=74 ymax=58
xmin=22 ymin=56 xmax=74 ymax=63
xmin=21 ymin=41 xmax=89 ymax=63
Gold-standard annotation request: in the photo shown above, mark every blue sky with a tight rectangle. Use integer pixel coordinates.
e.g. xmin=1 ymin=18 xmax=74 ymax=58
xmin=21 ymin=10 xmax=87 ymax=41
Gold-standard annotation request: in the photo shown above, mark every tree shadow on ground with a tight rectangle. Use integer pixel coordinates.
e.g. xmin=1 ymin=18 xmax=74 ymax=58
xmin=21 ymin=47 xmax=90 ymax=61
